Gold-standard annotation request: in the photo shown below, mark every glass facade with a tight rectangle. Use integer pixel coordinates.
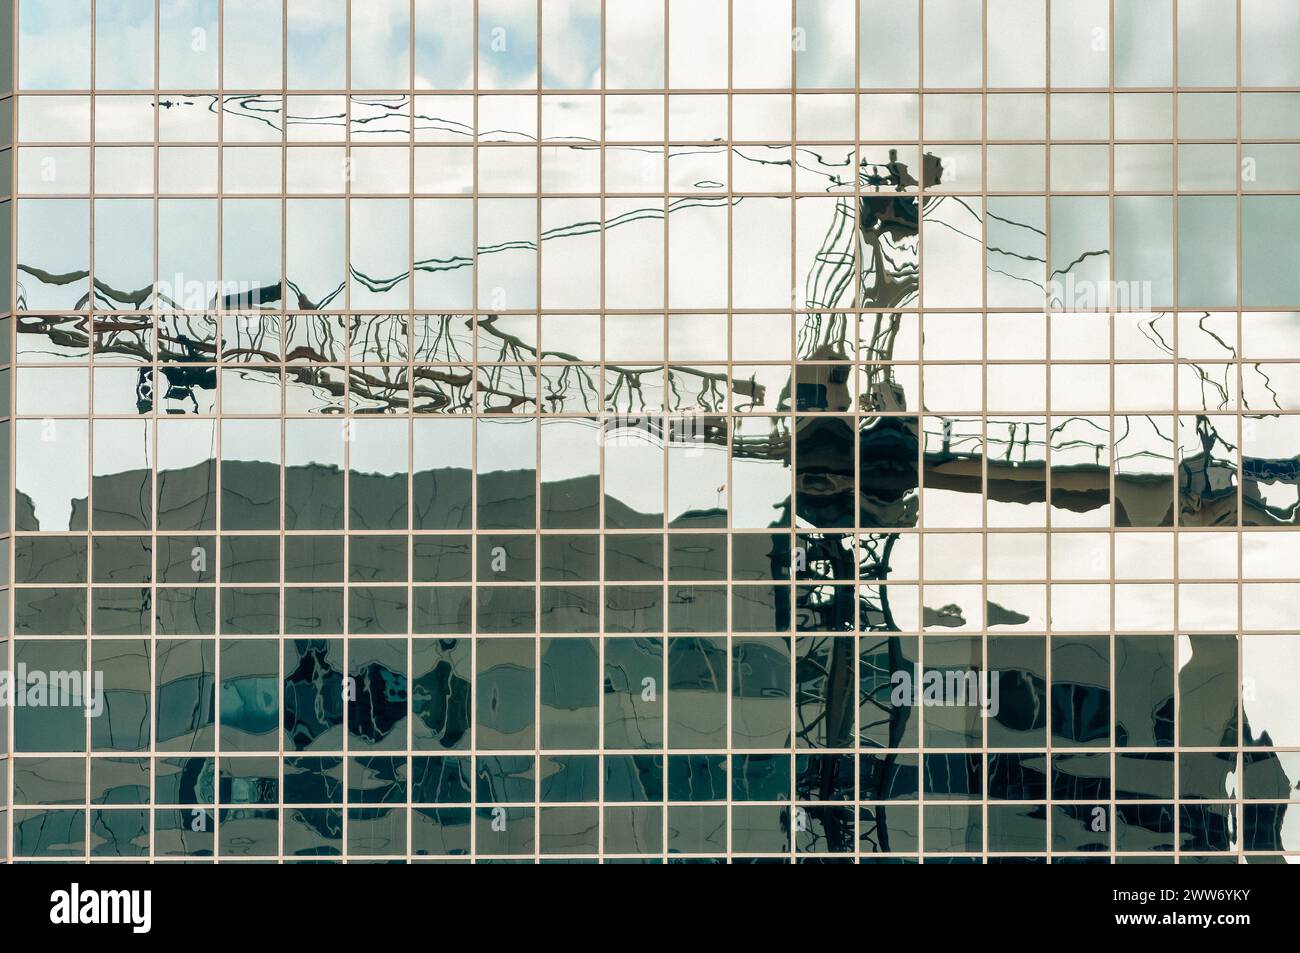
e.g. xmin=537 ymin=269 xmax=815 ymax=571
xmin=2 ymin=0 xmax=1299 ymax=863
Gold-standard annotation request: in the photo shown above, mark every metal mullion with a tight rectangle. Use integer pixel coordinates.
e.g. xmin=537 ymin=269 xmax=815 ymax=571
xmin=1043 ymin=0 xmax=1052 ymax=864
xmin=595 ymin=0 xmax=607 ymax=864
xmin=852 ymin=0 xmax=863 ymax=868
xmin=340 ymin=0 xmax=351 ymax=863
xmin=1234 ymin=0 xmax=1245 ymax=864
xmin=81 ymin=0 xmax=98 ymax=861
xmin=273 ymin=0 xmax=290 ymax=866
xmin=533 ymin=0 xmax=541 ymax=866
xmin=468 ymin=0 xmax=479 ymax=862
xmin=148 ymin=0 xmax=162 ymax=865
xmin=787 ymin=0 xmax=798 ymax=867
xmin=36 ymin=83 xmax=1300 ymax=97
xmin=1171 ymin=0 xmax=1182 ymax=864
xmin=656 ymin=0 xmax=669 ymax=866
xmin=1107 ymin=0 xmax=1117 ymax=864
xmin=980 ymin=0 xmax=989 ymax=865
xmin=405 ymin=0 xmax=416 ymax=866
xmin=5 ymin=0 xmax=16 ymax=866
xmin=915 ymin=0 xmax=926 ymax=864
xmin=722 ymin=0 xmax=734 ymax=867
xmin=209 ymin=0 xmax=227 ymax=864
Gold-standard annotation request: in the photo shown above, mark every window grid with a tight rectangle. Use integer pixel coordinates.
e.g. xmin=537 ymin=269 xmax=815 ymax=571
xmin=3 ymin=0 xmax=1299 ymax=863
